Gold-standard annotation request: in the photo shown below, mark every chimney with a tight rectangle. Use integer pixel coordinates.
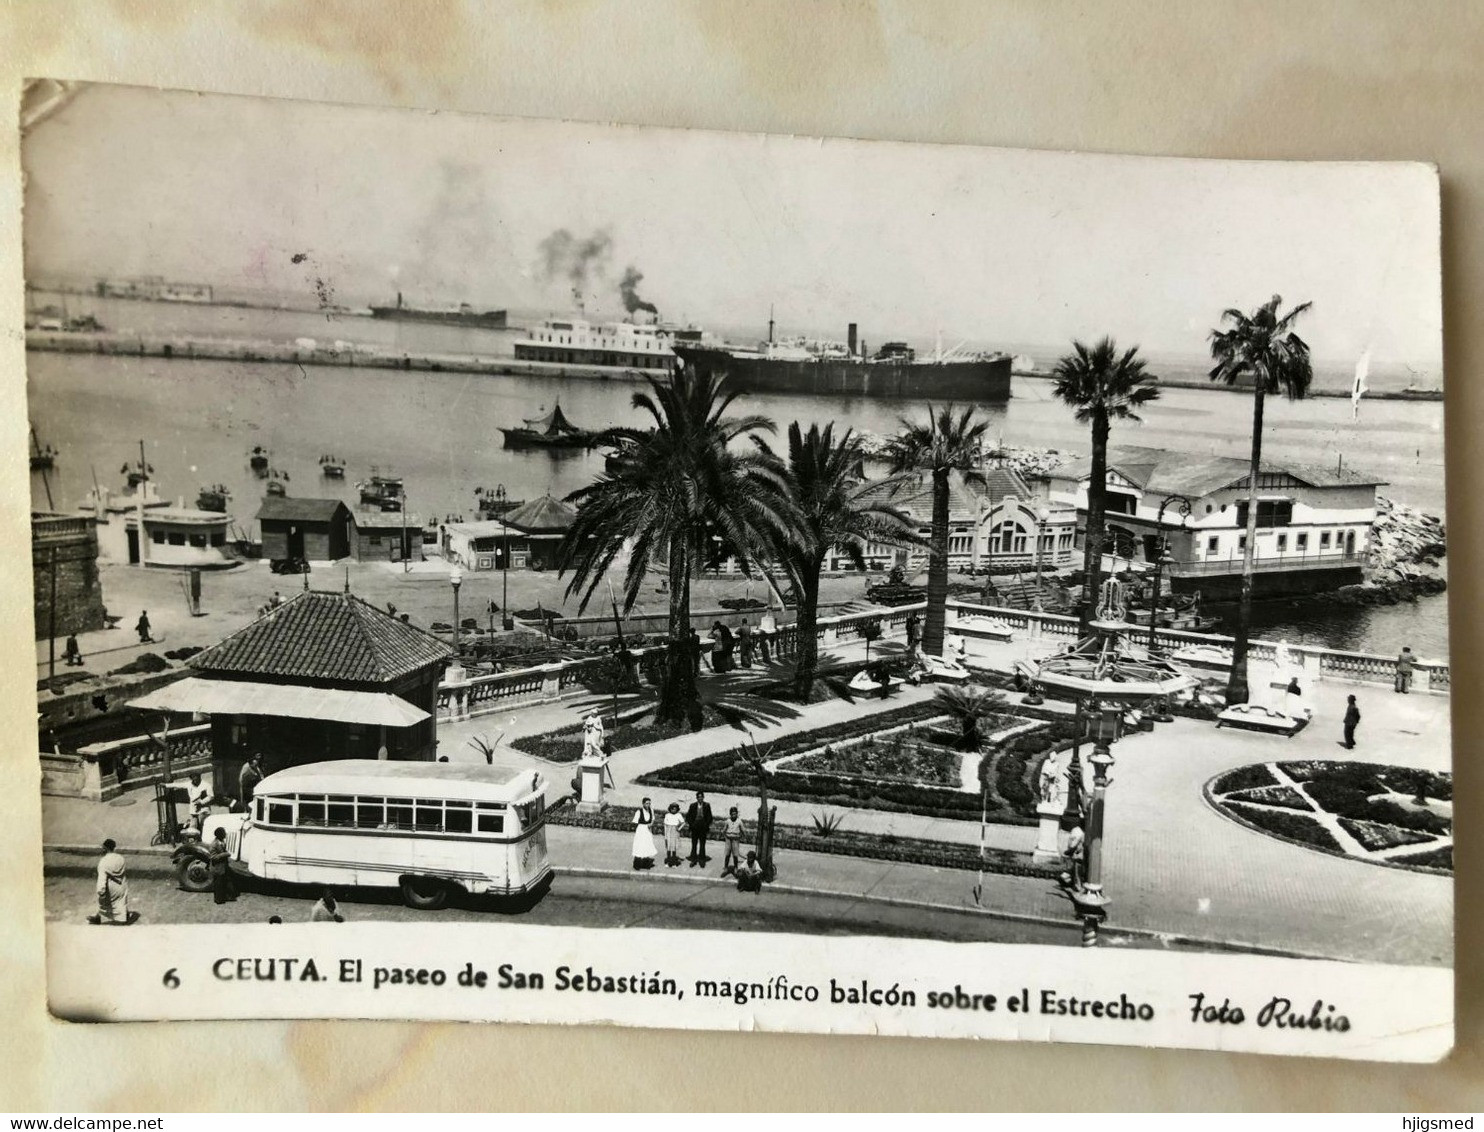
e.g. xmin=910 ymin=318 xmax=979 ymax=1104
xmin=848 ymin=323 xmax=858 ymax=356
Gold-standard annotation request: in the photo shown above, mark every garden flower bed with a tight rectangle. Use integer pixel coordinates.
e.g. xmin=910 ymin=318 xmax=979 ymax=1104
xmin=1205 ymin=760 xmax=1452 ymax=874
xmin=784 ymin=735 xmax=965 ymax=787
xmin=636 ymin=708 xmax=1081 ymax=825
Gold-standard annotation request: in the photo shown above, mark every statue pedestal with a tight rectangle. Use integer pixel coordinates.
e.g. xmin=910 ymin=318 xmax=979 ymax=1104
xmin=576 ymin=754 xmax=608 ymax=815
xmin=1033 ymin=801 xmax=1065 ymax=861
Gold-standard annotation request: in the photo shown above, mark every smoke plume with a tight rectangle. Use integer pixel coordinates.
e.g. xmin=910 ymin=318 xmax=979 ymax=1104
xmin=535 ymin=228 xmax=613 ymax=307
xmin=618 ymin=265 xmax=659 ymax=317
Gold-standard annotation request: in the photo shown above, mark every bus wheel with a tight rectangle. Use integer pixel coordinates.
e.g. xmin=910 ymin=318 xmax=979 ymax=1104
xmin=399 ymin=875 xmax=449 ymax=910
xmin=176 ymin=857 xmax=213 ymax=893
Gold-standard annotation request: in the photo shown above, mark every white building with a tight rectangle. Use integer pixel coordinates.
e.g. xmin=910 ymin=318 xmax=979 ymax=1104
xmin=1039 ymin=445 xmax=1385 ymax=598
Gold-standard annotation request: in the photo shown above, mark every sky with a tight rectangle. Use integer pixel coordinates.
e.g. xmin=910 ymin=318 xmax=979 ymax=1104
xmin=22 ymin=82 xmax=1443 ymax=366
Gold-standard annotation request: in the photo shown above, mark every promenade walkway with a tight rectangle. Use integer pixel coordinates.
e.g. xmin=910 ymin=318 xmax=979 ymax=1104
xmin=41 ymin=625 xmax=1451 ymax=964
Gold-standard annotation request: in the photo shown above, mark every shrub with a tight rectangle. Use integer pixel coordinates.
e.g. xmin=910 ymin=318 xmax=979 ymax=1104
xmin=1336 ymin=818 xmax=1436 ymax=853
xmin=1222 ymin=784 xmax=1310 ymax=811
xmin=1224 ymin=802 xmax=1343 ymax=854
xmin=1389 ymin=845 xmax=1453 ymax=871
xmin=1212 ymin=763 xmax=1278 ymax=793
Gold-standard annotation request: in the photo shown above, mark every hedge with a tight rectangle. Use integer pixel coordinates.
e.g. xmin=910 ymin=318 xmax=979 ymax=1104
xmin=1222 ymin=784 xmax=1310 ymax=812
xmin=1389 ymin=845 xmax=1453 ymax=871
xmin=1223 ymin=802 xmax=1344 ymax=854
xmin=1336 ymin=818 xmax=1436 ymax=853
xmin=1212 ymin=763 xmax=1278 ymax=793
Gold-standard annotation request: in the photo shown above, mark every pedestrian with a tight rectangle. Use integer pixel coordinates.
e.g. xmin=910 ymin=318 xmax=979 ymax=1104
xmin=208 ymin=826 xmax=236 ymax=905
xmin=631 ymin=797 xmax=657 ymax=870
xmin=685 ymin=790 xmax=714 ymax=867
xmin=905 ymin=611 xmax=921 ymax=652
xmin=135 ymin=610 xmax=153 ymax=644
xmin=737 ymin=623 xmax=754 ymax=668
xmin=311 ymin=889 xmax=345 ymax=922
xmin=756 ymin=624 xmax=771 ymax=665
xmin=187 ymin=771 xmax=212 ymax=833
xmin=64 ymin=634 xmax=84 ymax=666
xmin=721 ymin=806 xmax=744 ymax=877
xmin=238 ymin=753 xmax=264 ymax=808
xmin=617 ymin=644 xmax=638 ymax=688
xmin=1394 ymin=646 xmax=1415 ymax=694
xmin=1061 ymin=820 xmax=1087 ymax=891
xmin=735 ymin=850 xmax=764 ymax=893
xmin=689 ymin=628 xmax=703 ymax=677
xmin=271 ymin=590 xmax=284 ymax=609
xmin=1343 ymin=694 xmax=1361 ymax=749
xmin=711 ymin=621 xmax=735 ymax=673
xmin=662 ymin=802 xmax=684 ymax=867
xmin=88 ymin=839 xmax=135 ymax=925
xmin=1284 ymin=675 xmax=1304 ymax=719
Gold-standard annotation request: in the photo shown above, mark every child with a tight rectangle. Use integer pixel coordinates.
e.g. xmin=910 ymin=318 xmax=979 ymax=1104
xmin=736 ymin=851 xmax=764 ymax=893
xmin=721 ymin=806 xmax=744 ymax=876
xmin=662 ymin=802 xmax=684 ymax=867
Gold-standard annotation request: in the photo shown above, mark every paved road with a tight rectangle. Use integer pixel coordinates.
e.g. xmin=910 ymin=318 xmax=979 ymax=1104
xmin=45 ymin=859 xmax=1135 ymax=948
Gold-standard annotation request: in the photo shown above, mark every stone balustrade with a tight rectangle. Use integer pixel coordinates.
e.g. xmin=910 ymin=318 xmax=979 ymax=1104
xmin=55 ymin=723 xmax=214 ymax=801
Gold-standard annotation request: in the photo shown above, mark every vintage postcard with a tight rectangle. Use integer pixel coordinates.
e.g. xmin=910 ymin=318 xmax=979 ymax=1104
xmin=25 ymin=80 xmax=1450 ymax=1060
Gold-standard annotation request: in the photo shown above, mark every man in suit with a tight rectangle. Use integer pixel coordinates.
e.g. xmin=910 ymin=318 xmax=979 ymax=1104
xmin=685 ymin=790 xmax=714 ymax=867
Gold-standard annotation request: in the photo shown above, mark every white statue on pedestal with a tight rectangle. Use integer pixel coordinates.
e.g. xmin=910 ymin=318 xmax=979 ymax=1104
xmin=1038 ymin=750 xmax=1069 ymax=810
xmin=582 ymin=712 xmax=606 ymax=761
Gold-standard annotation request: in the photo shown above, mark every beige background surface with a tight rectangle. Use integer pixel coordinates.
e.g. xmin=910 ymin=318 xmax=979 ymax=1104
xmin=0 ymin=0 xmax=1478 ymax=1111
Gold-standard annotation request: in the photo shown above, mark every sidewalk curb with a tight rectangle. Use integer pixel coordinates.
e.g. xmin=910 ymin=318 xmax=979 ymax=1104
xmin=37 ymin=853 xmax=1357 ymax=964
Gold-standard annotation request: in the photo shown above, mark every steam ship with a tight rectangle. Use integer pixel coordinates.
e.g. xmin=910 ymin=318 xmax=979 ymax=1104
xmin=513 ymin=317 xmax=700 ymax=372
xmin=674 ymin=320 xmax=1013 ymax=401
xmin=369 ymin=292 xmax=508 ymax=329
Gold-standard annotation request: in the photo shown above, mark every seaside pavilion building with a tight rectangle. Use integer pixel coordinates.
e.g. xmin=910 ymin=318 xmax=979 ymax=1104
xmin=128 ymin=591 xmax=453 ymax=802
xmin=1038 ymin=445 xmax=1385 ymax=599
xmin=442 ymin=494 xmax=577 ymax=573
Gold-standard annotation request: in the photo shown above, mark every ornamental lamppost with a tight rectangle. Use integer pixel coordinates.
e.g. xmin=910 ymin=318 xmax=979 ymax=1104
xmin=1072 ymin=700 xmax=1122 ymax=917
xmin=495 ymin=484 xmax=513 ymax=630
xmin=1148 ymin=494 xmax=1192 ymax=650
xmin=449 ymin=564 xmax=463 ymax=661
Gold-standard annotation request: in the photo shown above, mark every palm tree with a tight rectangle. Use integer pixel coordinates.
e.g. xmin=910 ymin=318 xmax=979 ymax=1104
xmin=768 ymin=422 xmax=920 ymax=700
xmin=886 ymin=405 xmax=992 ymax=656
xmin=1209 ymin=295 xmax=1314 ymax=704
xmin=1051 ymin=338 xmax=1160 ymax=632
xmin=935 ymin=684 xmax=1010 ymax=751
xmin=560 ymin=362 xmax=790 ymax=725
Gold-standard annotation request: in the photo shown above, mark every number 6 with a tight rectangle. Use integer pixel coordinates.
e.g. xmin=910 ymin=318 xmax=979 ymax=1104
xmin=163 ymin=968 xmax=180 ymax=989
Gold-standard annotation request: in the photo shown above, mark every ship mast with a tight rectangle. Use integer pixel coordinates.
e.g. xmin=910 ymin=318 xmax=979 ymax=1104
xmin=768 ymin=305 xmax=774 ymax=345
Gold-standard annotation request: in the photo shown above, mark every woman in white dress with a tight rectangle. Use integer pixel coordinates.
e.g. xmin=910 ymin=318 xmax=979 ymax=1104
xmin=631 ymin=797 xmax=657 ymax=870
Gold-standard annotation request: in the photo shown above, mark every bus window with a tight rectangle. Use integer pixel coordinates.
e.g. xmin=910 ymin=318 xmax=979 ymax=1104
xmin=298 ymin=795 xmax=326 ymax=826
xmin=327 ymin=795 xmax=356 ymax=828
xmin=476 ymin=803 xmax=504 ymax=834
xmin=516 ymin=797 xmax=544 ymax=828
xmin=255 ymin=797 xmax=265 ymax=821
xmin=266 ymin=800 xmax=294 ymax=826
xmin=385 ymin=798 xmax=414 ymax=830
xmin=415 ymin=803 xmax=443 ymax=832
xmin=444 ymin=801 xmax=473 ymax=834
xmin=356 ymin=797 xmax=385 ymax=828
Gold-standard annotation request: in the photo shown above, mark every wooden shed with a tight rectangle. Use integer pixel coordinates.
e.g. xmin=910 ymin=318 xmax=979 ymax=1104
xmin=256 ymin=497 xmax=353 ymax=562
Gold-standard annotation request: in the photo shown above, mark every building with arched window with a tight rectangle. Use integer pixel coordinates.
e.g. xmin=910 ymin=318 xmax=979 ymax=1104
xmin=1040 ymin=445 xmax=1384 ymax=598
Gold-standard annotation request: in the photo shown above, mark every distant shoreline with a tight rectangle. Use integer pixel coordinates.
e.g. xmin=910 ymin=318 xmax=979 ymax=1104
xmin=1012 ymin=369 xmax=1443 ymax=402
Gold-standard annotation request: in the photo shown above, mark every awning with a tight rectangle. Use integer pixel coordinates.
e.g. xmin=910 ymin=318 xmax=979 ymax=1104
xmin=128 ymin=677 xmax=429 ymax=727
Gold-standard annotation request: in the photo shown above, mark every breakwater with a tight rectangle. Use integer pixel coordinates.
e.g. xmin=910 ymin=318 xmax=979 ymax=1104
xmin=25 ymin=330 xmax=646 ymax=383
xmin=1012 ymin=369 xmax=1443 ymax=402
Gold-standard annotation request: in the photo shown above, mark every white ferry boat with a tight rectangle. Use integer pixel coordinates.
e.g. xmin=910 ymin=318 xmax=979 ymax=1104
xmin=513 ymin=318 xmax=707 ymax=372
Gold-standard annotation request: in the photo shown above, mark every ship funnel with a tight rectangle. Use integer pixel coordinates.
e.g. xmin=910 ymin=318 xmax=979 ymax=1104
xmin=848 ymin=323 xmax=858 ymax=356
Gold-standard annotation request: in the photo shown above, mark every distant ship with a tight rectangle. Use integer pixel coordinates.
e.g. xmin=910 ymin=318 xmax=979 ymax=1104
xmin=369 ymin=292 xmax=507 ymax=329
xmin=499 ymin=401 xmax=593 ymax=449
xmin=513 ymin=317 xmax=699 ymax=373
xmin=358 ymin=469 xmax=404 ymax=512
xmin=673 ymin=318 xmax=1013 ymax=401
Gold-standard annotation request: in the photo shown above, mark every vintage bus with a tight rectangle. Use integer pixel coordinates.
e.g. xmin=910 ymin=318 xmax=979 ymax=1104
xmin=175 ymin=760 xmax=551 ymax=909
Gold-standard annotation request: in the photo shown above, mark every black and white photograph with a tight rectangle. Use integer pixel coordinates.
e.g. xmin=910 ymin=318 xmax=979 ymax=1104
xmin=23 ymin=79 xmax=1451 ymax=1060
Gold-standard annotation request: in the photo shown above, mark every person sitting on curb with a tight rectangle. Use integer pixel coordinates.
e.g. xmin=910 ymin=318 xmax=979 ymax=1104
xmin=311 ymin=889 xmax=345 ymax=922
xmin=735 ymin=850 xmax=764 ymax=893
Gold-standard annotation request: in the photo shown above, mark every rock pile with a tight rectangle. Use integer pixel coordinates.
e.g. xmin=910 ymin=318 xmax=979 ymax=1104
xmin=1365 ymin=496 xmax=1447 ymax=585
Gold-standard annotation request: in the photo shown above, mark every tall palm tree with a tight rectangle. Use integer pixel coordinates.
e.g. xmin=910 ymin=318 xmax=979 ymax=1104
xmin=1209 ymin=295 xmax=1314 ymax=704
xmin=1051 ymin=338 xmax=1160 ymax=633
xmin=560 ymin=362 xmax=790 ymax=725
xmin=887 ymin=405 xmax=992 ymax=656
xmin=768 ymin=422 xmax=921 ymax=700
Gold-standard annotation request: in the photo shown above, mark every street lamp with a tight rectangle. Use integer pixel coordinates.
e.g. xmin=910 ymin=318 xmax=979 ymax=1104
xmin=495 ymin=484 xmax=513 ymax=630
xmin=449 ymin=564 xmax=463 ymax=661
xmin=1148 ymin=494 xmax=1192 ymax=650
xmin=1032 ymin=505 xmax=1049 ymax=609
xmin=1073 ymin=700 xmax=1121 ymax=916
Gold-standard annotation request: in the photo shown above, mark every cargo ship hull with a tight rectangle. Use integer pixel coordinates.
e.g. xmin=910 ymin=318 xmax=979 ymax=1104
xmin=369 ymin=307 xmax=508 ymax=329
xmin=673 ymin=345 xmax=1012 ymax=401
